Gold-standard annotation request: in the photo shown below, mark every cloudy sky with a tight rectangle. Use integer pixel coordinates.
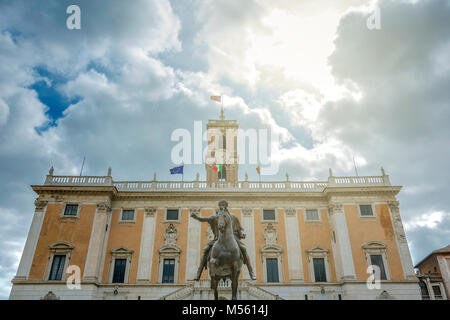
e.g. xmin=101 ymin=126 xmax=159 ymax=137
xmin=0 ymin=0 xmax=449 ymax=298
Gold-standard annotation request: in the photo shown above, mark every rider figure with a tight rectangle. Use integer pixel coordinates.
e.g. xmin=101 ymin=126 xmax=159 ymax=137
xmin=190 ymin=200 xmax=257 ymax=281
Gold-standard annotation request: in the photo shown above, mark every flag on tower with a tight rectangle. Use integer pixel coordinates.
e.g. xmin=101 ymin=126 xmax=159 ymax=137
xmin=256 ymin=165 xmax=260 ymax=174
xmin=210 ymin=95 xmax=222 ymax=103
xmin=213 ymin=164 xmax=223 ymax=173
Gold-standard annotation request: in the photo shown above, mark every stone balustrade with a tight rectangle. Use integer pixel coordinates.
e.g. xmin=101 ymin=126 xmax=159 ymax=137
xmin=42 ymin=172 xmax=391 ymax=192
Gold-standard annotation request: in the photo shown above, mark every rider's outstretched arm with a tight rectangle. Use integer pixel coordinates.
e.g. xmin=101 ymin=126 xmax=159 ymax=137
xmin=191 ymin=213 xmax=214 ymax=223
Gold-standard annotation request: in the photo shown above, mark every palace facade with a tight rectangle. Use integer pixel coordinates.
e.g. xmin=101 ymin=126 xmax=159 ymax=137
xmin=9 ymin=114 xmax=420 ymax=300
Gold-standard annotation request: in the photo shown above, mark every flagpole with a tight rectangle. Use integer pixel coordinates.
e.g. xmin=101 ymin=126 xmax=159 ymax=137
xmin=353 ymin=155 xmax=359 ymax=176
xmin=220 ymin=95 xmax=224 ymax=120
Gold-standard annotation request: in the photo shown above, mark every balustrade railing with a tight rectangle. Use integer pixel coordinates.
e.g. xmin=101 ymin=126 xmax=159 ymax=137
xmin=43 ymin=173 xmax=391 ymax=192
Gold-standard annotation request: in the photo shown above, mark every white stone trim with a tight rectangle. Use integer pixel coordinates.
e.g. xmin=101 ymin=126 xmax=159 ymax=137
xmin=260 ymin=208 xmax=278 ymax=223
xmin=261 ymin=244 xmax=284 ymax=283
xmin=44 ymin=242 xmax=74 ymax=281
xmin=83 ymin=202 xmax=110 ymax=281
xmin=136 ymin=208 xmax=157 ymax=283
xmin=362 ymin=241 xmax=391 ymax=281
xmin=60 ymin=202 xmax=81 ymax=220
xmin=240 ymin=208 xmax=256 ymax=280
xmin=119 ymin=208 xmax=136 ymax=223
xmin=14 ymin=200 xmax=48 ymax=280
xmin=164 ymin=208 xmax=181 ymax=223
xmin=158 ymin=246 xmax=181 ymax=283
xmin=387 ymin=201 xmax=416 ymax=280
xmin=303 ymin=208 xmax=322 ymax=222
xmin=185 ymin=208 xmax=202 ymax=281
xmin=357 ymin=203 xmax=376 ymax=218
xmin=306 ymin=247 xmax=331 ymax=283
xmin=284 ymin=209 xmax=304 ymax=282
xmin=108 ymin=247 xmax=134 ymax=284
xmin=328 ymin=203 xmax=356 ymax=280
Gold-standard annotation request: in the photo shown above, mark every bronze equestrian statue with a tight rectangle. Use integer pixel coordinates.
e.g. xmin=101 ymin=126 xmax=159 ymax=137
xmin=190 ymin=200 xmax=256 ymax=299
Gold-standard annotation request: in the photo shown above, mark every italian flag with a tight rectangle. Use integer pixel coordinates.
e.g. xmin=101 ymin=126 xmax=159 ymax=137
xmin=213 ymin=164 xmax=223 ymax=173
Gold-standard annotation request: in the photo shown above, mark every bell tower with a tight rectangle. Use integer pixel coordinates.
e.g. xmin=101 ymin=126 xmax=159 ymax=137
xmin=205 ymin=110 xmax=239 ymax=184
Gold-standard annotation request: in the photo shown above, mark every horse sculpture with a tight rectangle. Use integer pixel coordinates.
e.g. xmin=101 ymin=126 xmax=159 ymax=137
xmin=208 ymin=208 xmax=243 ymax=300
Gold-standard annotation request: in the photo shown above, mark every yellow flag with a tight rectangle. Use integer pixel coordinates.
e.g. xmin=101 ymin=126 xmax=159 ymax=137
xmin=210 ymin=95 xmax=222 ymax=103
xmin=256 ymin=165 xmax=260 ymax=174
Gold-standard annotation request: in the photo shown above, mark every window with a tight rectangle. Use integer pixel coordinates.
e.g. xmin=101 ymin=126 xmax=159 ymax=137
xmin=313 ymin=258 xmax=327 ymax=282
xmin=121 ymin=209 xmax=134 ymax=221
xmin=46 ymin=242 xmax=73 ymax=281
xmin=263 ymin=209 xmax=276 ymax=221
xmin=162 ymin=259 xmax=175 ymax=283
xmin=166 ymin=209 xmax=179 ymax=221
xmin=64 ymin=204 xmax=78 ymax=216
xmin=266 ymin=258 xmax=279 ymax=283
xmin=307 ymin=247 xmax=330 ymax=283
xmin=112 ymin=258 xmax=127 ymax=283
xmin=360 ymin=205 xmax=374 ymax=216
xmin=419 ymin=281 xmax=430 ymax=300
xmin=306 ymin=209 xmax=319 ymax=221
xmin=369 ymin=254 xmax=387 ymax=280
xmin=362 ymin=242 xmax=390 ymax=280
xmin=48 ymin=255 xmax=66 ymax=280
xmin=108 ymin=247 xmax=134 ymax=284
xmin=432 ymin=285 xmax=443 ymax=300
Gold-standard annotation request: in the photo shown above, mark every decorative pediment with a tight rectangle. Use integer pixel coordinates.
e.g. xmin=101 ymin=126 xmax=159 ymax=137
xmin=41 ymin=291 xmax=60 ymax=300
xmin=159 ymin=244 xmax=181 ymax=254
xmin=376 ymin=290 xmax=395 ymax=300
xmin=362 ymin=241 xmax=386 ymax=250
xmin=49 ymin=241 xmax=74 ymax=251
xmin=306 ymin=246 xmax=329 ymax=260
xmin=111 ymin=246 xmax=134 ymax=255
xmin=110 ymin=246 xmax=134 ymax=260
xmin=261 ymin=243 xmax=283 ymax=254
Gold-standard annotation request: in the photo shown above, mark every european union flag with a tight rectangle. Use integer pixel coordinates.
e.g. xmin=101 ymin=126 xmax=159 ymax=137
xmin=170 ymin=165 xmax=184 ymax=175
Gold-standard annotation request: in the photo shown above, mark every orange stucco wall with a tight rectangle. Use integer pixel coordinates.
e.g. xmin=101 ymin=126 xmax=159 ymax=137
xmin=29 ymin=203 xmax=95 ymax=280
xmin=345 ymin=204 xmax=404 ymax=280
xmin=149 ymin=209 xmax=189 ymax=283
xmin=102 ymin=209 xmax=144 ymax=283
xmin=297 ymin=208 xmax=337 ymax=282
